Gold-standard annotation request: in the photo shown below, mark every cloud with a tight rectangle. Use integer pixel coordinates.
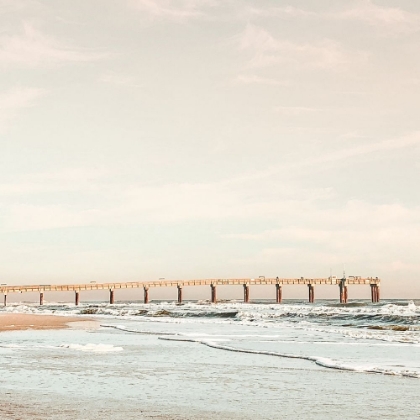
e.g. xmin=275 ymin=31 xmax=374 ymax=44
xmin=0 ymin=167 xmax=326 ymax=231
xmin=234 ymin=74 xmax=289 ymax=86
xmin=0 ymin=23 xmax=107 ymax=68
xmin=246 ymin=131 xmax=420 ymax=180
xmin=335 ymin=1 xmax=420 ymax=34
xmin=224 ymin=200 xmax=420 ymax=281
xmin=0 ymin=86 xmax=45 ymax=132
xmin=99 ymin=71 xmax=143 ymax=88
xmin=0 ymin=168 xmax=109 ymax=195
xmin=304 ymin=131 xmax=420 ymax=166
xmin=225 ymin=204 xmax=419 ymax=243
xmin=243 ymin=5 xmax=315 ymax=19
xmin=219 ymin=129 xmax=420 ymax=191
xmin=274 ymin=106 xmax=319 ymax=116
xmin=129 ymin=0 xmax=217 ymax=21
xmin=242 ymin=2 xmax=420 ymax=36
xmin=0 ymin=0 xmax=35 ymax=13
xmin=1 ymin=204 xmax=94 ymax=232
xmin=402 ymin=77 xmax=420 ymax=86
xmin=237 ymin=25 xmax=366 ymax=70
xmin=0 ymin=181 xmax=231 ymax=231
xmin=1 ymin=130 xmax=419 ymax=232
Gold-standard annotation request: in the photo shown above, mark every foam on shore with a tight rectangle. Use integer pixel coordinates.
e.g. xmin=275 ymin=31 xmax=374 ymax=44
xmin=159 ymin=336 xmax=420 ymax=379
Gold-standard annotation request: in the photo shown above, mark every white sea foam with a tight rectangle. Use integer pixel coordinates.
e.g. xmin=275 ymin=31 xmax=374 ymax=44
xmin=159 ymin=336 xmax=420 ymax=379
xmin=100 ymin=324 xmax=176 ymax=335
xmin=59 ymin=343 xmax=123 ymax=353
xmin=1 ymin=300 xmax=418 ymax=377
xmin=3 ymin=300 xmax=418 ymax=323
xmin=304 ymin=326 xmax=420 ymax=345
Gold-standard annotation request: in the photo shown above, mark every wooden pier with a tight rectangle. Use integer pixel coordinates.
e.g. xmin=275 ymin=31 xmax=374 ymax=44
xmin=0 ymin=276 xmax=381 ymax=306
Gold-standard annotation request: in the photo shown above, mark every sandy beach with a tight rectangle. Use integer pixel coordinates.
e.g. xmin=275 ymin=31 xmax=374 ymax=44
xmin=0 ymin=313 xmax=94 ymax=332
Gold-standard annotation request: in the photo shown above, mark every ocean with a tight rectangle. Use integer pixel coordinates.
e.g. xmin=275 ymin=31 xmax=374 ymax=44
xmin=0 ymin=299 xmax=419 ymax=419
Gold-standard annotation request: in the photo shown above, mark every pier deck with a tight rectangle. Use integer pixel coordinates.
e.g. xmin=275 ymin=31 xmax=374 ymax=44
xmin=1 ymin=276 xmax=381 ymax=305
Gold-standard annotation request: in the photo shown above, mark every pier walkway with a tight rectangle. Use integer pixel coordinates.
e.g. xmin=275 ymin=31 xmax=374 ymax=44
xmin=1 ymin=276 xmax=381 ymax=306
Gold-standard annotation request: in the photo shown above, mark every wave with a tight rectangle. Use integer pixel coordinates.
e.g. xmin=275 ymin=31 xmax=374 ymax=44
xmin=99 ymin=324 xmax=420 ymax=347
xmin=0 ymin=342 xmax=124 ymax=353
xmin=2 ymin=301 xmax=419 ymax=332
xmin=58 ymin=343 xmax=123 ymax=353
xmin=79 ymin=307 xmax=239 ymax=318
xmin=76 ymin=301 xmax=419 ymax=325
xmin=302 ymin=324 xmax=420 ymax=345
xmin=159 ymin=336 xmax=420 ymax=379
xmin=100 ymin=324 xmax=175 ymax=335
xmin=367 ymin=325 xmax=413 ymax=331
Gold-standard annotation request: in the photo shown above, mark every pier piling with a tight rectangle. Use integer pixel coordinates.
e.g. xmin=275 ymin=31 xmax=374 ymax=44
xmin=144 ymin=287 xmax=149 ymax=304
xmin=339 ymin=280 xmax=348 ymax=304
xmin=371 ymin=284 xmax=380 ymax=303
xmin=275 ymin=284 xmax=282 ymax=303
xmin=308 ymin=284 xmax=315 ymax=303
xmin=3 ymin=294 xmax=6 ymax=307
xmin=243 ymin=284 xmax=250 ymax=303
xmin=109 ymin=289 xmax=114 ymax=305
xmin=177 ymin=285 xmax=182 ymax=304
xmin=75 ymin=291 xmax=80 ymax=306
xmin=211 ymin=284 xmax=216 ymax=303
xmin=40 ymin=292 xmax=44 ymax=306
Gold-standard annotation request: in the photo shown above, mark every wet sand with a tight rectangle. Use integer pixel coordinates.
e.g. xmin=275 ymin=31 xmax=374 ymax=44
xmin=0 ymin=314 xmax=94 ymax=332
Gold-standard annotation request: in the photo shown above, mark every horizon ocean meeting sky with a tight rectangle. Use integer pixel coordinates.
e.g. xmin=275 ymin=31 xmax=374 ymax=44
xmin=1 ymin=0 xmax=419 ymax=299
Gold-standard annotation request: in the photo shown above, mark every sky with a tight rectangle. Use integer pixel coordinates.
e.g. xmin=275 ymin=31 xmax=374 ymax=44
xmin=1 ymin=0 xmax=419 ymax=300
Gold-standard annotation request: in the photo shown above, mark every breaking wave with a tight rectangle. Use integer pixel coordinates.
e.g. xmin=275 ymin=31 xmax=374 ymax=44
xmin=159 ymin=336 xmax=420 ymax=379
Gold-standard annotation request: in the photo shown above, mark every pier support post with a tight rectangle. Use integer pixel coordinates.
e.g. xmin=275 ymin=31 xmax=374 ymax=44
xmin=177 ymin=285 xmax=182 ymax=304
xmin=243 ymin=284 xmax=250 ymax=303
xmin=75 ymin=291 xmax=80 ymax=306
xmin=371 ymin=285 xmax=376 ymax=303
xmin=109 ymin=289 xmax=114 ymax=305
xmin=40 ymin=292 xmax=44 ymax=306
xmin=144 ymin=287 xmax=149 ymax=304
xmin=211 ymin=284 xmax=216 ymax=303
xmin=275 ymin=284 xmax=282 ymax=303
xmin=371 ymin=284 xmax=380 ymax=303
xmin=339 ymin=280 xmax=348 ymax=304
xmin=3 ymin=294 xmax=6 ymax=307
xmin=308 ymin=284 xmax=315 ymax=303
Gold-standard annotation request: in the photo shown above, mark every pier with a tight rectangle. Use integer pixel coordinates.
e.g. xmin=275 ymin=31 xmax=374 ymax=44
xmin=0 ymin=276 xmax=380 ymax=306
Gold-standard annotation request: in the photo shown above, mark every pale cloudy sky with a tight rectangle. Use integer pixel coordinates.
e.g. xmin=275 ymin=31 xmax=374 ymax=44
xmin=1 ymin=0 xmax=419 ymax=299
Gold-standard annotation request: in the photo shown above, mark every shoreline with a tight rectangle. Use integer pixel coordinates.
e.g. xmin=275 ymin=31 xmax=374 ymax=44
xmin=0 ymin=313 xmax=96 ymax=332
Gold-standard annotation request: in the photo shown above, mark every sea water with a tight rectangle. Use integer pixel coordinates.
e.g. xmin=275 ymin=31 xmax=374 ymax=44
xmin=0 ymin=299 xmax=419 ymax=419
